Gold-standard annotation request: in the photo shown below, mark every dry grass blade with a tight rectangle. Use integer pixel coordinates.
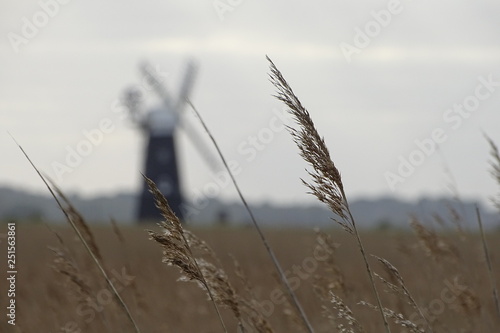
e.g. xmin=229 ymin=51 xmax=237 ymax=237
xmin=46 ymin=226 xmax=93 ymax=297
xmin=358 ymin=301 xmax=424 ymax=333
xmin=372 ymin=255 xmax=433 ymax=332
xmin=437 ymin=148 xmax=467 ymax=233
xmin=110 ymin=218 xmax=126 ymax=244
xmin=49 ymin=245 xmax=115 ymax=332
xmin=230 ymin=256 xmax=275 ymax=333
xmin=50 ymin=183 xmax=103 ymax=262
xmin=14 ymin=140 xmax=141 ymax=333
xmin=329 ymin=292 xmax=364 ymax=333
xmin=410 ymin=216 xmax=459 ymax=263
xmin=312 ymin=229 xmax=346 ymax=295
xmin=182 ymin=230 xmax=243 ymax=325
xmin=49 ymin=246 xmax=93 ymax=297
xmin=267 ymin=58 xmax=350 ymax=233
xmin=149 ymin=187 xmax=267 ymax=331
xmin=475 ymin=205 xmax=500 ymax=317
xmin=267 ymin=55 xmax=391 ymax=333
xmin=195 ymin=258 xmax=241 ymax=319
xmin=109 ymin=218 xmax=146 ymax=318
xmin=144 ymin=175 xmax=229 ymax=332
xmin=485 ymin=133 xmax=500 ymax=212
xmin=186 ymin=99 xmax=314 ymax=333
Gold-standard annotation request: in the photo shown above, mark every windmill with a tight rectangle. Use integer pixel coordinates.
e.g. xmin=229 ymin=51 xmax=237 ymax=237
xmin=123 ymin=60 xmax=218 ymax=223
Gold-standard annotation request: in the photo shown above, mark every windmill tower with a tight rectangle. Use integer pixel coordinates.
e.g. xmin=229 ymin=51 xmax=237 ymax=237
xmin=124 ymin=60 xmax=214 ymax=223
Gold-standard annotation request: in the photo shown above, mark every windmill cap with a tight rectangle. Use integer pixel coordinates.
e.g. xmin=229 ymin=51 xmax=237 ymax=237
xmin=146 ymin=106 xmax=179 ymax=135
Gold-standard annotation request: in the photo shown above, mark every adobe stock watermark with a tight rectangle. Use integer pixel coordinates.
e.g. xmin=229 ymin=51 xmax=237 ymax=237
xmin=385 ymin=74 xmax=499 ymax=191
xmin=252 ymin=236 xmax=339 ymax=320
xmin=50 ymin=267 xmax=135 ymax=333
xmin=406 ymin=277 xmax=470 ymax=330
xmin=50 ymin=64 xmax=169 ymax=183
xmin=213 ymin=0 xmax=243 ymax=21
xmin=7 ymin=0 xmax=72 ymax=53
xmin=181 ymin=107 xmax=293 ymax=220
xmin=339 ymin=0 xmax=410 ymax=64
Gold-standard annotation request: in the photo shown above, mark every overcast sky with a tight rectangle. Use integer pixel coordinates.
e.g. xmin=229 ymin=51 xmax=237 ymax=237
xmin=2 ymin=0 xmax=500 ymax=209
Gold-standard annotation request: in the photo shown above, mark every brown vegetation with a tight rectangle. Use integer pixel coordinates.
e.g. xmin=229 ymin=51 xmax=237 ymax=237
xmin=0 ymin=223 xmax=499 ymax=332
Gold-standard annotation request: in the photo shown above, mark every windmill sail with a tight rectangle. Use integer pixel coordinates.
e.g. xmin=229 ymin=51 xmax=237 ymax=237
xmin=135 ymin=61 xmax=192 ymax=222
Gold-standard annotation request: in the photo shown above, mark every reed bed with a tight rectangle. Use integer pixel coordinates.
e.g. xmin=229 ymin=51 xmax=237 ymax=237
xmin=2 ymin=57 xmax=499 ymax=333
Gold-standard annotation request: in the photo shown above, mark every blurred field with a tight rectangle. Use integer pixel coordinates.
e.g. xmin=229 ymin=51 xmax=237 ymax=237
xmin=0 ymin=223 xmax=499 ymax=332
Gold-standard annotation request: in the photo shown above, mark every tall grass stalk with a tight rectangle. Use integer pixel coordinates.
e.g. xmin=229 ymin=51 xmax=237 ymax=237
xmin=485 ymin=133 xmax=500 ymax=212
xmin=267 ymin=56 xmax=391 ymax=333
xmin=14 ymin=140 xmax=141 ymax=333
xmin=475 ymin=205 xmax=500 ymax=317
xmin=144 ymin=175 xmax=229 ymax=332
xmin=373 ymin=255 xmax=433 ymax=332
xmin=186 ymin=99 xmax=315 ymax=333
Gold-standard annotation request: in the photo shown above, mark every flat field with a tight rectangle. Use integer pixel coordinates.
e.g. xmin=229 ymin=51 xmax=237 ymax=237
xmin=0 ymin=223 xmax=499 ymax=332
